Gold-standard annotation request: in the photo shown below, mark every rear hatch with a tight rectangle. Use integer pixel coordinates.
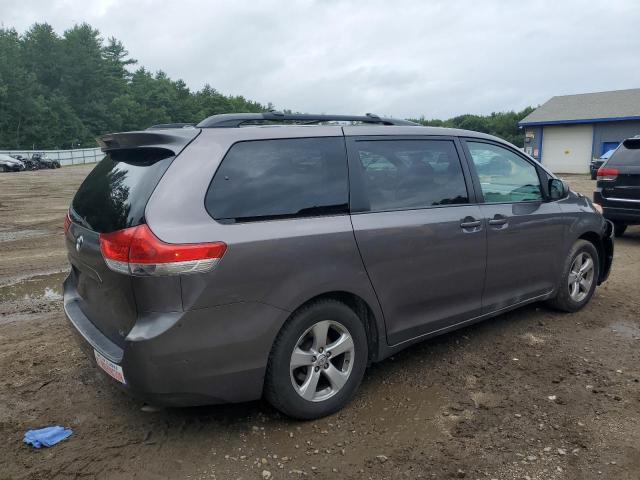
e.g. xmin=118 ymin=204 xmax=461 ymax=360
xmin=599 ymin=138 xmax=640 ymax=204
xmin=66 ymin=129 xmax=199 ymax=347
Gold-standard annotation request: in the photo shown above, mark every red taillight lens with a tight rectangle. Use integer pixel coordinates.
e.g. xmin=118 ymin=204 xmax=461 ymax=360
xmin=99 ymin=227 xmax=138 ymax=263
xmin=597 ymin=167 xmax=619 ymax=181
xmin=99 ymin=224 xmax=226 ymax=276
xmin=64 ymin=212 xmax=72 ymax=235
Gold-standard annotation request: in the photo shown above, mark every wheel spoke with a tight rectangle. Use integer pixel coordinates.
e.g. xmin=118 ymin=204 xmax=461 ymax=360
xmin=568 ymin=272 xmax=578 ymax=284
xmin=299 ymin=368 xmax=321 ymax=400
xmin=311 ymin=321 xmax=330 ymax=351
xmin=570 ymin=281 xmax=579 ymax=298
xmin=323 ymin=364 xmax=349 ymax=390
xmin=579 ymin=278 xmax=590 ymax=292
xmin=290 ymin=347 xmax=315 ymax=369
xmin=579 ymin=257 xmax=593 ymax=275
xmin=326 ymin=333 xmax=354 ymax=357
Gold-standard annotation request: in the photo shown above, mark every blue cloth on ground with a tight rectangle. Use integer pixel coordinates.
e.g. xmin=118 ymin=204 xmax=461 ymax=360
xmin=24 ymin=426 xmax=73 ymax=448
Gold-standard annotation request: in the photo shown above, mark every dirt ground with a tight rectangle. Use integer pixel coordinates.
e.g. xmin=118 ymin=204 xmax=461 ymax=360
xmin=1 ymin=165 xmax=639 ymax=480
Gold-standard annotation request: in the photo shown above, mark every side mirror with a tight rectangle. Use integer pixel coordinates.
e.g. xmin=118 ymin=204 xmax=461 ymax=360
xmin=548 ymin=178 xmax=568 ymax=200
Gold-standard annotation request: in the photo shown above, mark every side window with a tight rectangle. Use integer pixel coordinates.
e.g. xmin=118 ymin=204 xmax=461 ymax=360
xmin=354 ymin=140 xmax=469 ymax=211
xmin=206 ymin=137 xmax=348 ymax=223
xmin=466 ymin=142 xmax=543 ymax=203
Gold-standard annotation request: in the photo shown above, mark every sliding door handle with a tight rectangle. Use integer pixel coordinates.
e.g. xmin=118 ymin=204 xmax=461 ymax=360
xmin=460 ymin=220 xmax=481 ymax=228
xmin=460 ymin=217 xmax=482 ymax=229
xmin=488 ymin=214 xmax=508 ymax=227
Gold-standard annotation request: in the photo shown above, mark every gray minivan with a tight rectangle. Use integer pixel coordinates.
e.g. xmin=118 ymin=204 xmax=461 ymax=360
xmin=64 ymin=112 xmax=613 ymax=419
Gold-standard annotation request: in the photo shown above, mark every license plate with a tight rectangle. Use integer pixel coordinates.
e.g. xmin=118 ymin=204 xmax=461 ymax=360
xmin=94 ymin=350 xmax=126 ymax=384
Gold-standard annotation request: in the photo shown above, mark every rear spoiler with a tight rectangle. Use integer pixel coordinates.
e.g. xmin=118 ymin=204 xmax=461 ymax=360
xmin=97 ymin=129 xmax=200 ymax=155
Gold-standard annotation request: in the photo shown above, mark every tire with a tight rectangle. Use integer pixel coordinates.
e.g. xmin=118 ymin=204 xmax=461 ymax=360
xmin=613 ymin=222 xmax=627 ymax=237
xmin=264 ymin=299 xmax=368 ymax=419
xmin=0 ymin=165 xmax=6 ymax=173
xmin=546 ymin=240 xmax=599 ymax=312
xmin=590 ymin=171 xmax=597 ymax=180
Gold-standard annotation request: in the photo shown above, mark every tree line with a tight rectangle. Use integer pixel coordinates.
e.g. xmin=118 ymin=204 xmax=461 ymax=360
xmin=0 ymin=23 xmax=533 ymax=150
xmin=410 ymin=107 xmax=535 ymax=147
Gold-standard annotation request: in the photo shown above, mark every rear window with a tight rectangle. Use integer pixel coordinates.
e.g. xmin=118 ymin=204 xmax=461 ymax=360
xmin=607 ymin=140 xmax=640 ymax=167
xmin=205 ymin=137 xmax=348 ymax=223
xmin=71 ymin=149 xmax=174 ymax=233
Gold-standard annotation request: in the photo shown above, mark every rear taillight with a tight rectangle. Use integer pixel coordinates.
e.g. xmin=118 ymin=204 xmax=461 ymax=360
xmin=99 ymin=224 xmax=226 ymax=276
xmin=64 ymin=212 xmax=72 ymax=235
xmin=597 ymin=167 xmax=619 ymax=181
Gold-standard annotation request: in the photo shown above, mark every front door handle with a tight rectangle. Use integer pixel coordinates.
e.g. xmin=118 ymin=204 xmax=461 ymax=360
xmin=460 ymin=217 xmax=482 ymax=229
xmin=488 ymin=214 xmax=508 ymax=227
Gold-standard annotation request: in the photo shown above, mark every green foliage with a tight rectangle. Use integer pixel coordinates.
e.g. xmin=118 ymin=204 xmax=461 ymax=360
xmin=0 ymin=22 xmax=533 ymax=149
xmin=0 ymin=23 xmax=269 ymax=149
xmin=410 ymin=107 xmax=535 ymax=147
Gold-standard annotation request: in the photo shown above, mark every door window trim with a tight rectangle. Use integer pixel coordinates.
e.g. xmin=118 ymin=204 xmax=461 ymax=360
xmin=459 ymin=138 xmax=549 ymax=205
xmin=345 ymin=135 xmax=478 ymax=214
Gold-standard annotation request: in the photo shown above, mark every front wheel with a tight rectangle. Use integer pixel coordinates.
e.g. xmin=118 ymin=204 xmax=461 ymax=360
xmin=547 ymin=240 xmax=599 ymax=312
xmin=264 ymin=299 xmax=368 ymax=419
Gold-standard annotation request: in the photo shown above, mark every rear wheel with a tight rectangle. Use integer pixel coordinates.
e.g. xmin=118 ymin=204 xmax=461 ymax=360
xmin=547 ymin=240 xmax=599 ymax=312
xmin=613 ymin=222 xmax=627 ymax=237
xmin=264 ymin=299 xmax=368 ymax=419
xmin=590 ymin=170 xmax=597 ymax=180
xmin=0 ymin=165 xmax=6 ymax=173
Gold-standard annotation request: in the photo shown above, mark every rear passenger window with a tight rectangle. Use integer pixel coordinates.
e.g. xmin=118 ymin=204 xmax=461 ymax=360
xmin=354 ymin=140 xmax=469 ymax=211
xmin=206 ymin=137 xmax=348 ymax=223
xmin=466 ymin=142 xmax=543 ymax=203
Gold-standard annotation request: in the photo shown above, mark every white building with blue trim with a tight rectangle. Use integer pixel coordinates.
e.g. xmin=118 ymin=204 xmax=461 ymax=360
xmin=519 ymin=88 xmax=640 ymax=173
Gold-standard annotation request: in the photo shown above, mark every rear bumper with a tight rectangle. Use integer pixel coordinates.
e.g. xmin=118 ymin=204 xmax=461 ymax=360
xmin=63 ymin=276 xmax=289 ymax=406
xmin=594 ymin=190 xmax=640 ymax=224
xmin=602 ymin=206 xmax=640 ymax=224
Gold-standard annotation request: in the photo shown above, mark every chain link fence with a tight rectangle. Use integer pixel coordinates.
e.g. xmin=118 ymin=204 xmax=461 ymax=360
xmin=0 ymin=147 xmax=104 ymax=166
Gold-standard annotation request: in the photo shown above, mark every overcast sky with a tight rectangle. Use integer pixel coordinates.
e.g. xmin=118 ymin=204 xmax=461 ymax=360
xmin=2 ymin=0 xmax=640 ymax=119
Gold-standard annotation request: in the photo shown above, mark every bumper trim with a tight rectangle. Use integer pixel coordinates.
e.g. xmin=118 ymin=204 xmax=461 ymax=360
xmin=604 ymin=197 xmax=640 ymax=204
xmin=64 ymin=293 xmax=123 ymax=364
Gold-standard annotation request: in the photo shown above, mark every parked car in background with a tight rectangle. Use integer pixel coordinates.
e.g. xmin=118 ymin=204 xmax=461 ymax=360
xmin=11 ymin=154 xmax=39 ymax=170
xmin=31 ymin=153 xmax=61 ymax=169
xmin=0 ymin=153 xmax=25 ymax=172
xmin=64 ymin=112 xmax=614 ymax=419
xmin=594 ymin=136 xmax=640 ymax=236
xmin=590 ymin=148 xmax=616 ymax=180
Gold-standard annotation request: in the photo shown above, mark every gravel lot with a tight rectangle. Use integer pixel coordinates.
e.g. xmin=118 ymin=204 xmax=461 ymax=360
xmin=1 ymin=165 xmax=639 ymax=480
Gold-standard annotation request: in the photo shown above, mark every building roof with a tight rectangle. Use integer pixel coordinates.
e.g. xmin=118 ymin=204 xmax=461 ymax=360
xmin=519 ymin=88 xmax=640 ymax=126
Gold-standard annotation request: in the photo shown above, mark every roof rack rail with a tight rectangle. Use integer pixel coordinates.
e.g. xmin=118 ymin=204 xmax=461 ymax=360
xmin=147 ymin=123 xmax=195 ymax=130
xmin=196 ymin=111 xmax=419 ymax=128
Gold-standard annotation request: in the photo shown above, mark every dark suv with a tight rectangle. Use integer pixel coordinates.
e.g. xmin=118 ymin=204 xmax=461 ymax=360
xmin=594 ymin=136 xmax=640 ymax=236
xmin=64 ymin=112 xmax=614 ymax=419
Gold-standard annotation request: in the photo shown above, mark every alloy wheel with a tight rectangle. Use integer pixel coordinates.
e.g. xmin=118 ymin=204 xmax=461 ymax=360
xmin=289 ymin=320 xmax=355 ymax=402
xmin=568 ymin=252 xmax=595 ymax=302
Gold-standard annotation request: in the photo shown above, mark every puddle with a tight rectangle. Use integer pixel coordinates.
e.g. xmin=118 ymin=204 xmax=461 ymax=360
xmin=610 ymin=321 xmax=640 ymax=340
xmin=0 ymin=229 xmax=47 ymax=243
xmin=0 ymin=271 xmax=68 ymax=303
